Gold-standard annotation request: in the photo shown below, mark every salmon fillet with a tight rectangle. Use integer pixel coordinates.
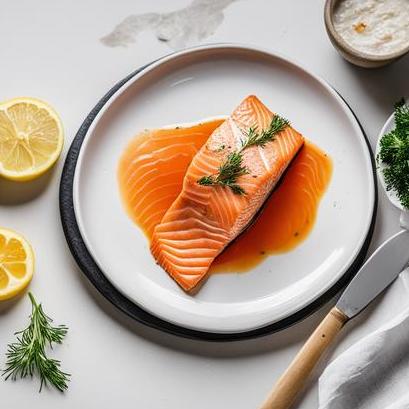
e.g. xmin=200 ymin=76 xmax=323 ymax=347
xmin=151 ymin=95 xmax=304 ymax=292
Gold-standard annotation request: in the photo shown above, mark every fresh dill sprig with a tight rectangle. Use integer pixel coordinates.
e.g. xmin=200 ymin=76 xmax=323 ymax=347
xmin=198 ymin=151 xmax=248 ymax=195
xmin=378 ymin=99 xmax=409 ymax=209
xmin=2 ymin=292 xmax=70 ymax=392
xmin=197 ymin=114 xmax=290 ymax=195
xmin=241 ymin=115 xmax=290 ymax=150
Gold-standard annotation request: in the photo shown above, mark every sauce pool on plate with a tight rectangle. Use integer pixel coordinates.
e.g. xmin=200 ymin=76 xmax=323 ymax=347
xmin=117 ymin=119 xmax=223 ymax=238
xmin=118 ymin=119 xmax=332 ymax=274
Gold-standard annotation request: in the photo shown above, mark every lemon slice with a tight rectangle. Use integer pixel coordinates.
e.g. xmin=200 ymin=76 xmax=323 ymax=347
xmin=0 ymin=97 xmax=64 ymax=181
xmin=0 ymin=228 xmax=34 ymax=301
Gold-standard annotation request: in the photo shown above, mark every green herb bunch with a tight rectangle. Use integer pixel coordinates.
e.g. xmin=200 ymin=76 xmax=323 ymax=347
xmin=378 ymin=100 xmax=409 ymax=209
xmin=197 ymin=114 xmax=290 ymax=195
xmin=2 ymin=292 xmax=70 ymax=392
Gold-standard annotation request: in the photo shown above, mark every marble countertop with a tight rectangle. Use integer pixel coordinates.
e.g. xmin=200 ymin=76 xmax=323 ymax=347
xmin=0 ymin=0 xmax=408 ymax=408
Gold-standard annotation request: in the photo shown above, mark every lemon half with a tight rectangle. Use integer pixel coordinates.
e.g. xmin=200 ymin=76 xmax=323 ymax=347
xmin=0 ymin=228 xmax=34 ymax=301
xmin=0 ymin=97 xmax=64 ymax=181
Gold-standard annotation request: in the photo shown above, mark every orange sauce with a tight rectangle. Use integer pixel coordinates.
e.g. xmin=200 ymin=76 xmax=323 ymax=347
xmin=118 ymin=121 xmax=332 ymax=273
xmin=118 ymin=120 xmax=224 ymax=237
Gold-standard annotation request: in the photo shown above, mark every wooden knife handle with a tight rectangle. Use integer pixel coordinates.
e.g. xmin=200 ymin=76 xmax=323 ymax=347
xmin=259 ymin=307 xmax=349 ymax=409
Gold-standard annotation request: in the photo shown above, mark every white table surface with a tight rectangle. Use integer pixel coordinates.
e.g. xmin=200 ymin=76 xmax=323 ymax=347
xmin=0 ymin=1 xmax=408 ymax=408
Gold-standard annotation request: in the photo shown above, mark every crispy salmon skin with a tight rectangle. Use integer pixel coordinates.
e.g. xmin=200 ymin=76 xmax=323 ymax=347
xmin=151 ymin=96 xmax=304 ymax=292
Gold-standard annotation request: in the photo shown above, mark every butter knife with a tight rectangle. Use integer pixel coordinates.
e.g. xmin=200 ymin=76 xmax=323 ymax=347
xmin=260 ymin=229 xmax=409 ymax=409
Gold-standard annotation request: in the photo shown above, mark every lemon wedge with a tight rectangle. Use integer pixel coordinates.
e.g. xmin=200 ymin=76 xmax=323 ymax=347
xmin=0 ymin=228 xmax=34 ymax=301
xmin=0 ymin=97 xmax=64 ymax=181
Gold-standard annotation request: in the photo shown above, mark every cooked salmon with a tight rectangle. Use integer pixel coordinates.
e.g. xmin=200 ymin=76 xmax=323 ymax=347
xmin=150 ymin=95 xmax=305 ymax=292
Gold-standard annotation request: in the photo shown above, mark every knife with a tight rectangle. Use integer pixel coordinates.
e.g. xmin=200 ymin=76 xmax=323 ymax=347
xmin=259 ymin=229 xmax=409 ymax=409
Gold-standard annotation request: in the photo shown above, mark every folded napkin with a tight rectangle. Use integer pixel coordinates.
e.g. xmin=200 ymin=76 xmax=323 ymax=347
xmin=318 ymin=268 xmax=409 ymax=409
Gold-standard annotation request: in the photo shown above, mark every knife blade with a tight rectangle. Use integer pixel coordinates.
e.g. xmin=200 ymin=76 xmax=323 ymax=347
xmin=337 ymin=229 xmax=409 ymax=319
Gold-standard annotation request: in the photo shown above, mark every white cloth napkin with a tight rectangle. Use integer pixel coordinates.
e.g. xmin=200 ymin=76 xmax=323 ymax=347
xmin=318 ymin=268 xmax=409 ymax=409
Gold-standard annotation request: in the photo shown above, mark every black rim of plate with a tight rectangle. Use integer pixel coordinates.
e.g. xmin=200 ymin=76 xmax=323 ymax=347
xmin=59 ymin=56 xmax=378 ymax=342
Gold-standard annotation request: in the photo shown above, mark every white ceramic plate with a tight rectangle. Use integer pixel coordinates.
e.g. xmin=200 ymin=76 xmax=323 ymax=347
xmin=73 ymin=44 xmax=375 ymax=334
xmin=376 ymin=112 xmax=403 ymax=210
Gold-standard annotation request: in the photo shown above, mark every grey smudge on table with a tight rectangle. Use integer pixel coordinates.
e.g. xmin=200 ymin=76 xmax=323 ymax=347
xmin=101 ymin=0 xmax=238 ymax=49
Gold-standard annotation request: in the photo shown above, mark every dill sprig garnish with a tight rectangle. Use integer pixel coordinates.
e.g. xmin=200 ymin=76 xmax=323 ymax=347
xmin=198 ymin=152 xmax=248 ymax=195
xmin=241 ymin=115 xmax=290 ymax=150
xmin=378 ymin=99 xmax=409 ymax=209
xmin=197 ymin=114 xmax=290 ymax=194
xmin=2 ymin=292 xmax=70 ymax=392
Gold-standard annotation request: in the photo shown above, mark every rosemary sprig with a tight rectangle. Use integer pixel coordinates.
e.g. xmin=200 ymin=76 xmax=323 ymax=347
xmin=378 ymin=99 xmax=409 ymax=209
xmin=2 ymin=292 xmax=70 ymax=392
xmin=197 ymin=114 xmax=290 ymax=194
